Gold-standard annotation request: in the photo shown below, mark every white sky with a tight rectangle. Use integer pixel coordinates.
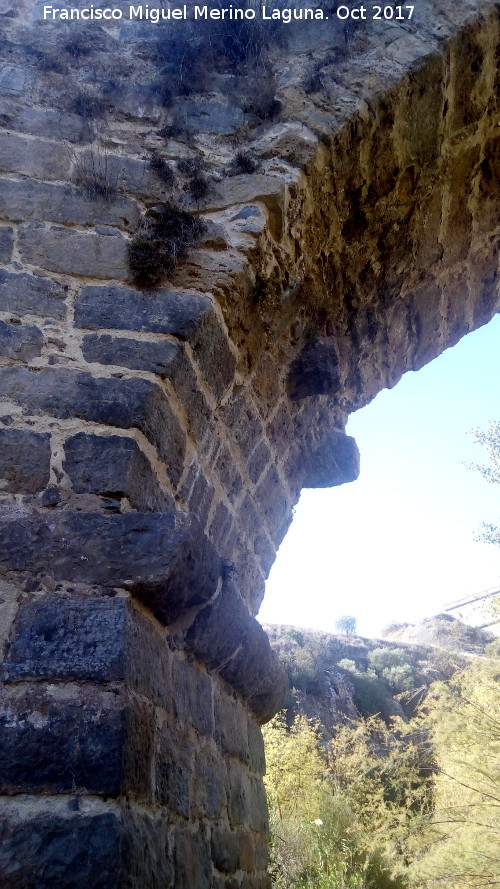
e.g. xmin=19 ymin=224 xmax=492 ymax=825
xmin=257 ymin=314 xmax=500 ymax=638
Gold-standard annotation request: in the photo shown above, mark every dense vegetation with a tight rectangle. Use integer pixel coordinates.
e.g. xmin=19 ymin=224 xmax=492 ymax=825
xmin=263 ymin=624 xmax=500 ymax=888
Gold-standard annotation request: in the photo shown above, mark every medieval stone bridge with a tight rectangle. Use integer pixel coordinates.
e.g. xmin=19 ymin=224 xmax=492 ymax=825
xmin=0 ymin=0 xmax=499 ymax=885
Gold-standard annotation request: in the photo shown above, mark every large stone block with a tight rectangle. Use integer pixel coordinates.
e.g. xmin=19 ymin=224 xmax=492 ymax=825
xmin=0 ymin=366 xmax=185 ymax=484
xmin=0 ymin=320 xmax=43 ymax=362
xmin=75 ymin=285 xmax=236 ymax=399
xmin=0 ymin=511 xmax=221 ymax=625
xmin=0 ymin=811 xmax=123 ymax=889
xmin=0 ymin=429 xmax=50 ymax=494
xmin=75 ymin=284 xmax=213 ymax=338
xmin=173 ymin=829 xmax=212 ymax=889
xmin=0 ymin=102 xmax=91 ymax=142
xmin=0 ymin=270 xmax=66 ymax=319
xmin=0 ymin=684 xmax=153 ymax=798
xmin=18 ymin=224 xmax=129 ymax=279
xmin=81 ymin=333 xmax=182 ymax=377
xmin=286 ymin=338 xmax=341 ymax=400
xmin=63 ymin=433 xmax=173 ymax=512
xmin=2 ymin=595 xmax=128 ymax=682
xmin=303 ymin=431 xmax=360 ymax=488
xmin=0 ymin=132 xmax=71 ymax=180
xmin=172 ymin=657 xmax=214 ymax=736
xmin=0 ymin=179 xmax=139 ymax=230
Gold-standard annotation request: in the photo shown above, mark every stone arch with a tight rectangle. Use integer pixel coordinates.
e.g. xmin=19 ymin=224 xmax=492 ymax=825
xmin=0 ymin=1 xmax=499 ymax=885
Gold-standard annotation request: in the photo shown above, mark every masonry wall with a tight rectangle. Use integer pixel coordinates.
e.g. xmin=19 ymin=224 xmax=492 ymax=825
xmin=1 ymin=0 xmax=500 ymax=885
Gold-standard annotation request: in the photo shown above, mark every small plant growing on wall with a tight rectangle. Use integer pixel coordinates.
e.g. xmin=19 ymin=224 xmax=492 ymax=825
xmin=128 ymin=203 xmax=204 ymax=288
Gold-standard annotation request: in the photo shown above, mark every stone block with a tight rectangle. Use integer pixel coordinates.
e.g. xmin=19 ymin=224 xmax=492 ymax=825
xmin=287 ymin=338 xmax=341 ymax=400
xmin=0 ymin=179 xmax=139 ymax=230
xmin=303 ymin=431 xmax=360 ymax=488
xmin=0 ymin=685 xmax=132 ymax=796
xmin=75 ymin=284 xmax=235 ymax=399
xmin=0 ymin=812 xmax=123 ymax=889
xmin=155 ymin=722 xmax=192 ymax=817
xmin=0 ymin=320 xmax=43 ymax=362
xmin=179 ymin=461 xmax=215 ymax=529
xmin=0 ymin=429 xmax=50 ymax=494
xmin=214 ymin=443 xmax=244 ymax=504
xmin=0 ymin=226 xmax=13 ymax=262
xmin=0 ymin=65 xmax=27 ymax=96
xmin=0 ymin=270 xmax=66 ymax=319
xmin=185 ymin=581 xmax=248 ymax=671
xmin=0 ymin=132 xmax=71 ymax=181
xmin=223 ymin=390 xmax=265 ymax=460
xmin=175 ymin=99 xmax=244 ymax=135
xmin=254 ymin=466 xmax=290 ymax=541
xmin=172 ymin=657 xmax=214 ymax=736
xmin=0 ymin=366 xmax=185 ymax=484
xmin=219 ymin=618 xmax=288 ymax=724
xmin=173 ymin=829 xmax=212 ymax=889
xmin=247 ymin=719 xmax=266 ymax=776
xmin=63 ymin=432 xmax=173 ymax=512
xmin=247 ymin=440 xmax=272 ymax=485
xmin=193 ymin=744 xmax=227 ymax=819
xmin=226 ymin=759 xmax=250 ymax=827
xmin=82 ymin=333 xmax=182 ymax=377
xmin=211 ymin=826 xmax=241 ymax=874
xmin=0 ymin=103 xmax=91 ymax=142
xmin=2 ymin=595 xmax=128 ymax=682
xmin=0 ymin=511 xmax=221 ymax=626
xmin=18 ymin=224 xmax=129 ymax=280
xmin=214 ymin=690 xmax=250 ymax=763
xmin=75 ymin=284 xmax=213 ymax=338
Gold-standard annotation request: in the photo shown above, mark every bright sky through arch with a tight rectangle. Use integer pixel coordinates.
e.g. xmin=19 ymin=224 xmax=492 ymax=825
xmin=258 ymin=315 xmax=500 ymax=639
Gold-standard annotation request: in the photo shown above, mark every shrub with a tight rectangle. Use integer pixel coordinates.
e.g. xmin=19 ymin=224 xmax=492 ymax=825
xmin=149 ymin=153 xmax=176 ymax=188
xmin=128 ymin=203 xmax=203 ymax=287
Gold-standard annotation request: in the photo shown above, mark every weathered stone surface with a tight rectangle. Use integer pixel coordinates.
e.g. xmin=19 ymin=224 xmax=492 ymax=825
xmin=18 ymin=224 xmax=129 ymax=279
xmin=82 ymin=334 xmax=182 ymax=377
xmin=0 ymin=132 xmax=71 ymax=180
xmin=0 ymin=429 xmax=50 ymax=494
xmin=0 ymin=270 xmax=66 ymax=319
xmin=0 ymin=179 xmax=139 ymax=229
xmin=185 ymin=581 xmax=249 ymax=670
xmin=0 ymin=366 xmax=185 ymax=483
xmin=0 ymin=812 xmax=123 ymax=889
xmin=173 ymin=829 xmax=212 ymax=889
xmin=219 ymin=618 xmax=288 ymax=724
xmin=2 ymin=595 xmax=128 ymax=682
xmin=155 ymin=722 xmax=192 ymax=817
xmin=0 ymin=103 xmax=91 ymax=142
xmin=0 ymin=320 xmax=43 ymax=362
xmin=0 ymin=227 xmax=13 ymax=263
xmin=63 ymin=433 xmax=173 ymax=512
xmin=0 ymin=684 xmax=154 ymax=798
xmin=0 ymin=65 xmax=27 ymax=96
xmin=172 ymin=657 xmax=214 ymax=736
xmin=175 ymin=99 xmax=244 ymax=134
xmin=303 ymin=432 xmax=360 ymax=488
xmin=0 ymin=511 xmax=221 ymax=625
xmin=76 ymin=284 xmax=235 ymax=398
xmin=75 ymin=284 xmax=213 ymax=338
xmin=287 ymin=338 xmax=341 ymax=400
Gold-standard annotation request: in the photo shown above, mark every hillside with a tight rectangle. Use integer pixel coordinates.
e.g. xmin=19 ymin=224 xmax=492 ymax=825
xmin=263 ymin=615 xmax=495 ymax=737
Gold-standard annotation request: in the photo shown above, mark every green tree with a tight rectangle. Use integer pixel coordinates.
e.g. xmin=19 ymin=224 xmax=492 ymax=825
xmin=335 ymin=615 xmax=357 ymax=636
xmin=411 ymin=660 xmax=500 ymax=888
xmin=471 ymin=420 xmax=500 ymax=546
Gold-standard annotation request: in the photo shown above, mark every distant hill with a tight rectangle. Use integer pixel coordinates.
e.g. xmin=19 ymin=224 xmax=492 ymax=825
xmin=381 ymin=613 xmax=495 ymax=653
xmin=263 ymin=615 xmax=494 ymax=738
